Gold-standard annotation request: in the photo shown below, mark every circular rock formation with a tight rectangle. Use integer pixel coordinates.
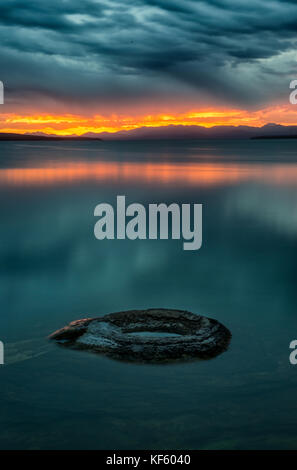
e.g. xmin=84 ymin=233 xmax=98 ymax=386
xmin=49 ymin=309 xmax=231 ymax=363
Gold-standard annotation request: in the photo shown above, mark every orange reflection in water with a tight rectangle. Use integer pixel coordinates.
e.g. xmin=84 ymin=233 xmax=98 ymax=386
xmin=0 ymin=161 xmax=297 ymax=187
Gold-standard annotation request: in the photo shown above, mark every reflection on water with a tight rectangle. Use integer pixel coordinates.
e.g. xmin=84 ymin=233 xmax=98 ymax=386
xmin=0 ymin=140 xmax=297 ymax=450
xmin=1 ymin=160 xmax=297 ymax=187
xmin=226 ymin=186 xmax=297 ymax=236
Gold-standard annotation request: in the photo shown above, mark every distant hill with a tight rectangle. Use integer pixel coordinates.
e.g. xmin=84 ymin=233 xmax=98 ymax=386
xmin=1 ymin=124 xmax=297 ymax=141
xmin=83 ymin=123 xmax=297 ymax=140
xmin=0 ymin=133 xmax=101 ymax=141
xmin=251 ymin=134 xmax=297 ymax=140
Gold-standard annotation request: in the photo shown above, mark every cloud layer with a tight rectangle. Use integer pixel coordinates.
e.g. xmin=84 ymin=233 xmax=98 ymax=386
xmin=0 ymin=0 xmax=297 ymax=113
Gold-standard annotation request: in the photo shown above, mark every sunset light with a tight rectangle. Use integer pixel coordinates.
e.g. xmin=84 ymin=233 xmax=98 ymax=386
xmin=1 ymin=105 xmax=297 ymax=136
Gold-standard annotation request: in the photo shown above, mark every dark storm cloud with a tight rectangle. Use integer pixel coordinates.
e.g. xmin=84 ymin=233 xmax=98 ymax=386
xmin=0 ymin=0 xmax=296 ymax=109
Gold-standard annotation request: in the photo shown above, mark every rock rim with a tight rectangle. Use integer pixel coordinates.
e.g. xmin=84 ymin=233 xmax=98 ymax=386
xmin=49 ymin=308 xmax=231 ymax=363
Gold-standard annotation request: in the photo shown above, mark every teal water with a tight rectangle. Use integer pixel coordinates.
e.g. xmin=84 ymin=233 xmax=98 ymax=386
xmin=0 ymin=139 xmax=297 ymax=449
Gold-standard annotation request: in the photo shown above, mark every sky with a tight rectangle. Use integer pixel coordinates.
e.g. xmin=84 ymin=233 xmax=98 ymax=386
xmin=0 ymin=0 xmax=297 ymax=135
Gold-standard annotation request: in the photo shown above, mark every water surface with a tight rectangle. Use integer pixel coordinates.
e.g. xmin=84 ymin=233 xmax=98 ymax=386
xmin=0 ymin=139 xmax=297 ymax=449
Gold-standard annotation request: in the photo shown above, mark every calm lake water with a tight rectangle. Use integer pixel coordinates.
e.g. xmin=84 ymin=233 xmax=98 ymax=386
xmin=0 ymin=139 xmax=297 ymax=450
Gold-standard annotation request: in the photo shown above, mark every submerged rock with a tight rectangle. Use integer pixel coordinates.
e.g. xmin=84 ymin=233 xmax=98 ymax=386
xmin=49 ymin=308 xmax=231 ymax=363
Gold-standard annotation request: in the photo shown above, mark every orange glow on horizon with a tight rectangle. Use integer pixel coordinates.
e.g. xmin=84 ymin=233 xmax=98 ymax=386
xmin=0 ymin=104 xmax=297 ymax=136
xmin=1 ymin=160 xmax=297 ymax=187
